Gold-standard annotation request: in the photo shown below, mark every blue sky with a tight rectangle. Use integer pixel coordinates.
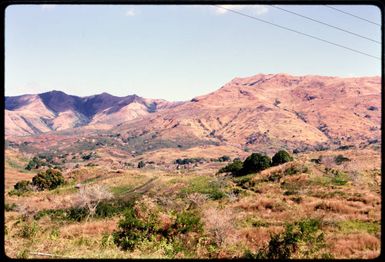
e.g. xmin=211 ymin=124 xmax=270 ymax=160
xmin=5 ymin=4 xmax=381 ymax=101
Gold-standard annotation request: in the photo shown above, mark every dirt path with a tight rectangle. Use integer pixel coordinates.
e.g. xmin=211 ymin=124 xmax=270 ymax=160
xmin=119 ymin=176 xmax=159 ymax=201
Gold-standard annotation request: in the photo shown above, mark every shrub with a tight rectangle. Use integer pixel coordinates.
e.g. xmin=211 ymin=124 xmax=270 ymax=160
xmin=32 ymin=168 xmax=64 ymax=191
xmin=174 ymin=158 xmax=206 ymax=165
xmin=25 ymin=156 xmax=43 ymax=170
xmin=81 ymin=152 xmax=93 ymax=161
xmin=217 ymin=155 xmax=231 ymax=162
xmin=245 ymin=218 xmax=326 ymax=259
xmin=174 ymin=211 xmax=203 ymax=234
xmin=334 ymin=155 xmax=350 ymax=165
xmin=272 ymin=150 xmax=293 ymax=166
xmin=74 ymin=184 xmax=113 ymax=221
xmin=285 ymin=164 xmax=309 ymax=176
xmin=19 ymin=221 xmax=39 ymax=239
xmin=310 ymin=158 xmax=321 ymax=164
xmin=13 ymin=180 xmax=32 ymax=192
xmin=34 ymin=199 xmax=133 ymax=222
xmin=137 ymin=161 xmax=145 ymax=168
xmin=5 ymin=203 xmax=17 ymax=212
xmin=242 ymin=153 xmax=271 ymax=175
xmin=113 ymin=202 xmax=203 ymax=251
xmin=218 ymin=159 xmax=243 ymax=176
xmin=326 ymin=168 xmax=349 ymax=185
xmin=113 ymin=208 xmax=146 ymax=250
xmin=232 ymin=174 xmax=255 ymax=187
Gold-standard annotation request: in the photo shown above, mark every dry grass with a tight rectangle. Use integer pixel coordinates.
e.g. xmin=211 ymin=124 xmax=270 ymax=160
xmin=4 ymin=148 xmax=381 ymax=259
xmin=327 ymin=233 xmax=380 ymax=258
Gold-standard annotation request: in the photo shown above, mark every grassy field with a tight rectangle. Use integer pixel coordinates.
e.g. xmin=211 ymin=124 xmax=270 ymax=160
xmin=4 ymin=148 xmax=381 ymax=259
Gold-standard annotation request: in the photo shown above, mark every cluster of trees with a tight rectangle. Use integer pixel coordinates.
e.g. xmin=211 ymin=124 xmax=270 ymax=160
xmin=25 ymin=154 xmax=61 ymax=170
xmin=174 ymin=157 xmax=206 ymax=165
xmin=11 ymin=168 xmax=65 ymax=195
xmin=218 ymin=150 xmax=293 ymax=177
xmin=175 ymin=156 xmax=231 ymax=166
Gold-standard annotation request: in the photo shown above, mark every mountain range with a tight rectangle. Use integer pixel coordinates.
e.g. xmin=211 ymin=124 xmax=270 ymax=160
xmin=5 ymin=91 xmax=181 ymax=136
xmin=5 ymin=73 xmax=381 ymax=152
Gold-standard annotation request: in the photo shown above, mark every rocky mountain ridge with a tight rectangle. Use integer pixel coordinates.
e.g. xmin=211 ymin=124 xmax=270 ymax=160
xmin=5 ymin=73 xmax=381 ymax=153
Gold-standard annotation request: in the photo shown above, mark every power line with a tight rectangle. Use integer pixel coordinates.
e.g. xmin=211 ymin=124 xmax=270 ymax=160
xmin=325 ymin=5 xmax=381 ymax=27
xmin=271 ymin=5 xmax=380 ymax=44
xmin=213 ymin=5 xmax=380 ymax=61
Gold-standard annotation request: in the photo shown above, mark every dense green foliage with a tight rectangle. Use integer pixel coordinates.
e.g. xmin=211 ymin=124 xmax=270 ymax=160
xmin=113 ymin=208 xmax=149 ymax=250
xmin=31 ymin=169 xmax=64 ymax=191
xmin=34 ymin=199 xmax=135 ymax=222
xmin=242 ymin=153 xmax=271 ymax=175
xmin=14 ymin=180 xmax=32 ymax=192
xmin=272 ymin=150 xmax=293 ymax=166
xmin=219 ymin=150 xmax=298 ymax=177
xmin=218 ymin=159 xmax=243 ymax=176
xmin=113 ymin=207 xmax=203 ymax=251
xmin=174 ymin=158 xmax=206 ymax=165
xmin=25 ymin=154 xmax=61 ymax=170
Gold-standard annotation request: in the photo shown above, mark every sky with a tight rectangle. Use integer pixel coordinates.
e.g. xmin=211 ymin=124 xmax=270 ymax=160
xmin=5 ymin=4 xmax=382 ymax=101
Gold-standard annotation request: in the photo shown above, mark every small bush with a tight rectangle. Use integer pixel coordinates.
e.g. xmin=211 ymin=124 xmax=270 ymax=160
xmin=174 ymin=211 xmax=203 ymax=234
xmin=218 ymin=159 xmax=243 ymax=176
xmin=327 ymin=169 xmax=349 ymax=186
xmin=19 ymin=221 xmax=39 ymax=239
xmin=334 ymin=155 xmax=350 ymax=165
xmin=113 ymin=202 xmax=203 ymax=251
xmin=272 ymin=150 xmax=293 ymax=166
xmin=310 ymin=158 xmax=321 ymax=164
xmin=285 ymin=164 xmax=309 ymax=176
xmin=25 ymin=156 xmax=43 ymax=170
xmin=245 ymin=218 xmax=326 ymax=259
xmin=11 ymin=180 xmax=33 ymax=195
xmin=217 ymin=155 xmax=231 ymax=162
xmin=137 ymin=161 xmax=145 ymax=168
xmin=5 ymin=203 xmax=17 ymax=211
xmin=113 ymin=207 xmax=155 ymax=251
xmin=32 ymin=168 xmax=64 ymax=191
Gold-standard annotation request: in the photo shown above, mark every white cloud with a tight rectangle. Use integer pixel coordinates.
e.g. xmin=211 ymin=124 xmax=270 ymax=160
xmin=125 ymin=9 xmax=136 ymax=17
xmin=215 ymin=5 xmax=269 ymax=16
xmin=41 ymin=5 xmax=56 ymax=11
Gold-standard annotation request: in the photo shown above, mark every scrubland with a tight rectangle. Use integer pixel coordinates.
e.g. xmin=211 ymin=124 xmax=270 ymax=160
xmin=4 ymin=148 xmax=381 ymax=259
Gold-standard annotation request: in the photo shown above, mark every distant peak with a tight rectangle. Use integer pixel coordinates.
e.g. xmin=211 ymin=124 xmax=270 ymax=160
xmin=98 ymin=92 xmax=113 ymax=97
xmin=41 ymin=90 xmax=67 ymax=95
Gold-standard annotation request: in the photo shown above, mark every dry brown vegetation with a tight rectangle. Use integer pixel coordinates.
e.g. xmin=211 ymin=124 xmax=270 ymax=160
xmin=4 ymin=146 xmax=381 ymax=259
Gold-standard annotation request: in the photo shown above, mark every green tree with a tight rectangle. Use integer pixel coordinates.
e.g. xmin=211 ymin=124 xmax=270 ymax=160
xmin=242 ymin=153 xmax=271 ymax=175
xmin=272 ymin=150 xmax=294 ymax=166
xmin=32 ymin=168 xmax=64 ymax=191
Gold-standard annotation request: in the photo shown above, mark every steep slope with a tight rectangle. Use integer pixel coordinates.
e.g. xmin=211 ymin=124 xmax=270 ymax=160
xmin=115 ymin=74 xmax=380 ymax=153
